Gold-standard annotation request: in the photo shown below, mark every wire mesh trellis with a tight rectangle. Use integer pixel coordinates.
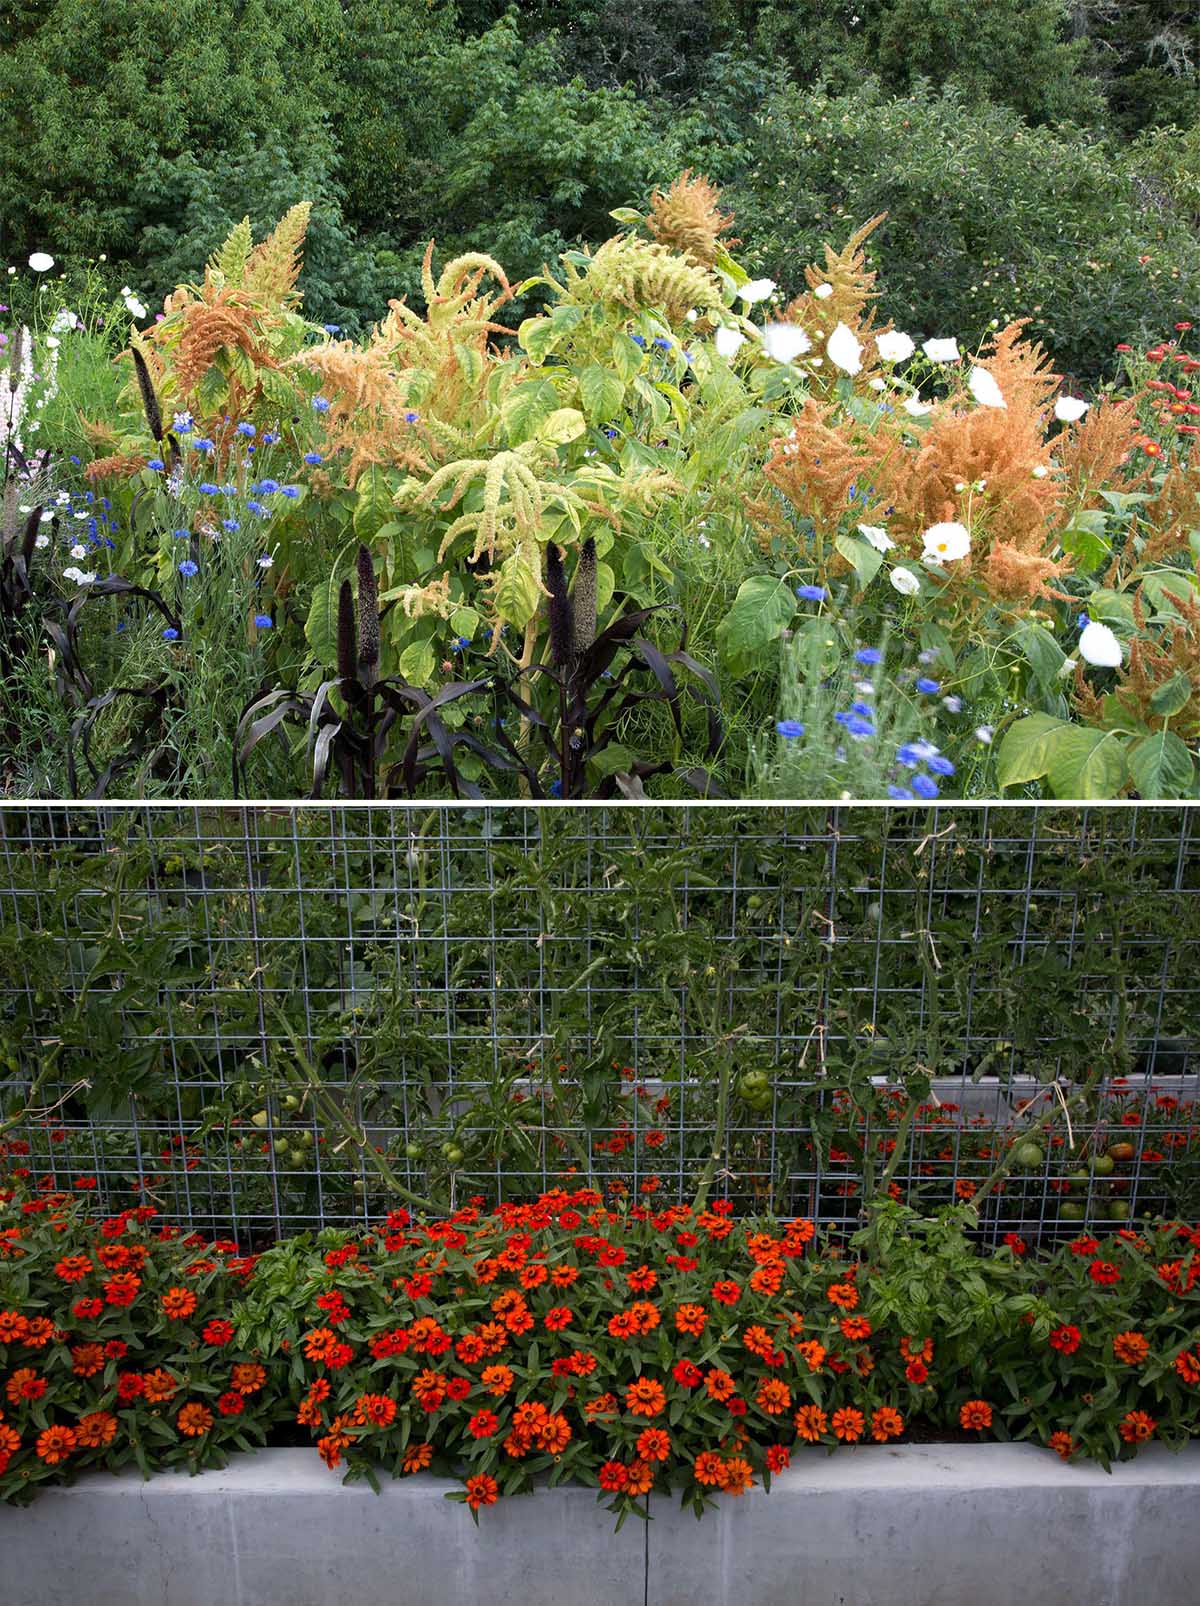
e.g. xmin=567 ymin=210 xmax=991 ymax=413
xmin=0 ymin=804 xmax=1197 ymax=1244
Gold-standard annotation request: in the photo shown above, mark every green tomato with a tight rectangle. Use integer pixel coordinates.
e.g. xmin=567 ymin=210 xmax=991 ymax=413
xmin=1090 ymin=1154 xmax=1115 ymax=1177
xmin=1058 ymin=1201 xmax=1085 ymax=1221
xmin=1067 ymin=1170 xmax=1090 ymax=1193
xmin=404 ymin=1143 xmax=422 ymax=1159
xmin=1106 ymin=1200 xmax=1130 ymax=1221
xmin=1012 ymin=1142 xmax=1044 ymax=1171
xmin=445 ymin=1146 xmax=465 ymax=1166
xmin=250 ymin=1110 xmax=270 ymax=1130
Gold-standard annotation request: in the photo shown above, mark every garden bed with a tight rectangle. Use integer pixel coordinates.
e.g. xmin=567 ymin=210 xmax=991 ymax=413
xmin=2 ymin=1443 xmax=1198 ymax=1606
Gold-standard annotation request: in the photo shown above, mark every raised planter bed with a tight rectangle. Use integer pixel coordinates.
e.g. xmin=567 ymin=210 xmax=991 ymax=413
xmin=3 ymin=1443 xmax=1198 ymax=1606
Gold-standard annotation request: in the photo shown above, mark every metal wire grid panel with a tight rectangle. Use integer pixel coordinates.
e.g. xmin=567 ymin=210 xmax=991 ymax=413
xmin=0 ymin=805 xmax=1197 ymax=1242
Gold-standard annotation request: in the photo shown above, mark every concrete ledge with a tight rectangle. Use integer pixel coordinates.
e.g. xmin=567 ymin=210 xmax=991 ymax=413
xmin=2 ymin=1444 xmax=1198 ymax=1606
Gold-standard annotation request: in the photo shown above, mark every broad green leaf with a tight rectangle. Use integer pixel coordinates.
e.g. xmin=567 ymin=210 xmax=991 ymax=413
xmin=304 ymin=544 xmax=355 ymax=667
xmin=716 ymin=575 xmax=796 ymax=673
xmin=996 ymin=712 xmax=1066 ymax=790
xmin=595 ymin=560 xmax=616 ymax=617
xmin=398 ymin=639 xmax=435 ymax=687
xmin=450 ymin=607 xmax=480 ymax=639
xmin=1149 ymin=671 xmax=1193 ymax=718
xmin=611 ymin=334 xmax=645 ymax=384
xmin=352 ymin=466 xmax=394 ymax=541
xmin=608 ymin=207 xmax=644 ymax=227
xmin=1059 ymin=526 xmax=1110 ymax=571
xmin=500 ymin=380 xmax=559 ymax=446
xmin=577 ymin=365 xmax=625 ymax=427
xmin=589 ymin=744 xmax=636 ymax=779
xmin=1141 ymin=569 xmax=1199 ymax=617
xmin=1016 ymin=621 xmax=1067 ymax=690
xmin=518 ymin=317 xmax=556 ymax=365
xmin=834 ymin=532 xmax=883 ymax=589
xmin=538 ymin=407 xmax=588 ymax=446
xmin=493 ymin=550 xmax=543 ymax=630
xmin=1043 ymin=726 xmax=1128 ymax=799
xmin=1085 ymin=588 xmax=1136 ymax=628
xmin=1127 ymin=729 xmax=1195 ymax=799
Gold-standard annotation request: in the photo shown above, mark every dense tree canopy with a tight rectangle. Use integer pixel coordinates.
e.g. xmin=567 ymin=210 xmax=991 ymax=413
xmin=0 ymin=0 xmax=1195 ymax=373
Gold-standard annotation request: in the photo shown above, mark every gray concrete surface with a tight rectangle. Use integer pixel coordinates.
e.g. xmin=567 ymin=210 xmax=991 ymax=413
xmin=1 ymin=1443 xmax=1197 ymax=1606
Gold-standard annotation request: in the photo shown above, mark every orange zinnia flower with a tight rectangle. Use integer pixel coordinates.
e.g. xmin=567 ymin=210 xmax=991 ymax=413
xmin=465 ymin=1473 xmax=499 ymax=1511
xmin=796 ymin=1339 xmax=826 ymax=1372
xmin=831 ymin=1406 xmax=864 ymax=1442
xmin=1173 ymin=1348 xmax=1200 ymax=1386
xmin=755 ymin=1377 xmax=792 ymax=1415
xmin=793 ymin=1404 xmax=828 ymax=1442
xmin=71 ymin=1343 xmax=105 ymax=1378
xmin=6 ymin=1368 xmax=45 ymax=1404
xmin=675 ymin=1304 xmax=708 ymax=1337
xmin=635 ymin=1427 xmax=670 ymax=1463
xmin=0 ymin=1311 xmax=29 ymax=1344
xmin=353 ymin=1393 xmax=397 ymax=1428
xmin=1047 ymin=1431 xmax=1074 ymax=1461
xmin=176 ymin=1402 xmax=213 ymax=1437
xmin=625 ymin=1377 xmax=667 ymax=1417
xmin=693 ymin=1450 xmax=726 ymax=1487
xmin=1118 ymin=1410 xmax=1156 ymax=1444
xmin=143 ymin=1368 xmax=179 ymax=1403
xmin=840 ymin=1316 xmax=872 ymax=1341
xmin=721 ymin=1456 xmax=754 ymax=1496
xmin=1112 ymin=1331 xmax=1149 ymax=1366
xmin=959 ymin=1400 xmax=992 ymax=1431
xmin=75 ymin=1411 xmax=118 ymax=1449
xmin=231 ymin=1362 xmax=266 ymax=1395
xmin=536 ymin=1412 xmax=572 ymax=1455
xmin=871 ymin=1406 xmax=903 ymax=1442
xmin=704 ymin=1368 xmax=736 ymax=1402
xmin=826 ymin=1282 xmax=858 ymax=1311
xmin=625 ymin=1457 xmax=655 ymax=1496
xmin=481 ymin=1363 xmax=515 ymax=1396
xmin=160 ymin=1286 xmax=198 ymax=1321
xmin=402 ymin=1441 xmax=433 ymax=1474
xmin=35 ymin=1425 xmax=77 ymax=1465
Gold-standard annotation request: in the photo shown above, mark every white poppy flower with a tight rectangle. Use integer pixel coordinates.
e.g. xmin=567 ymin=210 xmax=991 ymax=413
xmin=922 ymin=521 xmax=971 ymax=562
xmin=1079 ymin=620 xmax=1122 ymax=667
xmin=738 ymin=278 xmax=777 ymax=304
xmin=826 ymin=322 xmax=862 ymax=374
xmin=70 ymin=543 xmax=87 ymax=559
xmin=890 ymin=566 xmax=920 ymax=596
xmin=62 ymin=566 xmax=96 ymax=585
xmin=28 ymin=252 xmax=54 ymax=273
xmin=869 ymin=377 xmax=886 ymax=391
xmin=714 ymin=326 xmax=746 ymax=359
xmin=858 ymin=523 xmax=895 ymax=552
xmin=50 ymin=309 xmax=79 ymax=334
xmin=761 ymin=322 xmax=811 ymax=363
xmin=876 ymin=330 xmax=915 ymax=363
xmin=923 ymin=337 xmax=960 ymax=363
xmin=1054 ymin=396 xmax=1090 ymax=423
xmin=903 ymin=394 xmax=932 ymax=416
xmin=968 ymin=366 xmax=1006 ymax=409
xmin=812 ymin=282 xmax=834 ymax=299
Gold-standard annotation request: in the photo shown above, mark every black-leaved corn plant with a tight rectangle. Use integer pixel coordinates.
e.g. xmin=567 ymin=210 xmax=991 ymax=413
xmin=497 ymin=537 xmax=724 ymax=798
xmin=234 ymin=544 xmax=517 ymax=799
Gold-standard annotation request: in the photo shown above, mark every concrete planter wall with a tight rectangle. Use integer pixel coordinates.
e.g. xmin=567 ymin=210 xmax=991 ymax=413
xmin=2 ymin=1443 xmax=1198 ymax=1606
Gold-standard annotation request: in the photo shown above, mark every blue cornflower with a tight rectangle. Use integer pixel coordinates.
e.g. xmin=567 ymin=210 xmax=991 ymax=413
xmin=162 ymin=627 xmax=179 ymax=641
xmin=192 ymin=437 xmax=214 ymax=452
xmin=177 ymin=559 xmax=198 ymax=577
xmin=451 ymin=636 xmax=470 ymax=652
xmin=220 ymin=482 xmax=237 ymax=496
xmin=845 ymin=715 xmax=875 ymax=738
xmin=549 ymin=778 xmax=564 ymax=797
xmin=323 ymin=324 xmax=340 ymax=334
xmin=775 ymin=720 xmax=805 ymax=738
xmin=915 ymin=677 xmax=940 ymax=694
xmin=912 ymin=773 xmax=939 ymax=799
xmin=404 ymin=410 xmax=420 ymax=424
xmin=198 ymin=482 xmax=219 ymax=495
xmin=257 ymin=479 xmax=280 ymax=495
xmin=796 ymin=584 xmax=827 ymax=602
xmin=115 ymin=620 xmax=127 ymax=634
xmin=630 ymin=334 xmax=646 ymax=347
xmin=855 ymin=647 xmax=883 ymax=665
xmin=1077 ymin=613 xmax=1090 ymax=630
xmin=173 ymin=415 xmax=193 ymax=434
xmin=222 ymin=518 xmax=240 ymax=532
xmin=887 ymin=785 xmax=915 ymax=801
xmin=303 ymin=452 xmax=322 ymax=465
xmin=848 ymin=484 xmax=858 ymax=502
xmin=652 ymin=337 xmax=672 ymax=350
xmin=173 ymin=529 xmax=189 ymax=540
xmin=312 ymin=396 xmax=330 ymax=413
xmin=281 ymin=485 xmax=300 ymax=499
xmin=254 ymin=614 xmax=273 ymax=629
xmin=928 ymin=755 xmax=956 ymax=776
xmin=69 ymin=455 xmax=81 ymax=465
xmin=603 ymin=428 xmax=618 ymax=439
xmin=236 ymin=422 xmax=256 ymax=438
xmin=246 ymin=500 xmax=267 ymax=516
xmin=850 ymin=700 xmax=873 ymax=718
xmin=896 ymin=744 xmax=923 ymax=768
xmin=147 ymin=458 xmax=165 ymax=472
xmin=262 ymin=431 xmax=279 ymax=446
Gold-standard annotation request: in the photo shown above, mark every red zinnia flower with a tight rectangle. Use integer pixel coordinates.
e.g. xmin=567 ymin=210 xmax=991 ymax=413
xmin=959 ymin=1400 xmax=992 ymax=1431
xmin=1049 ymin=1324 xmax=1081 ymax=1355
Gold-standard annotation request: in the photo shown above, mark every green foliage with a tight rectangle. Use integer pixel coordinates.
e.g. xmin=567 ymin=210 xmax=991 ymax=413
xmin=726 ymin=80 xmax=1199 ymax=379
